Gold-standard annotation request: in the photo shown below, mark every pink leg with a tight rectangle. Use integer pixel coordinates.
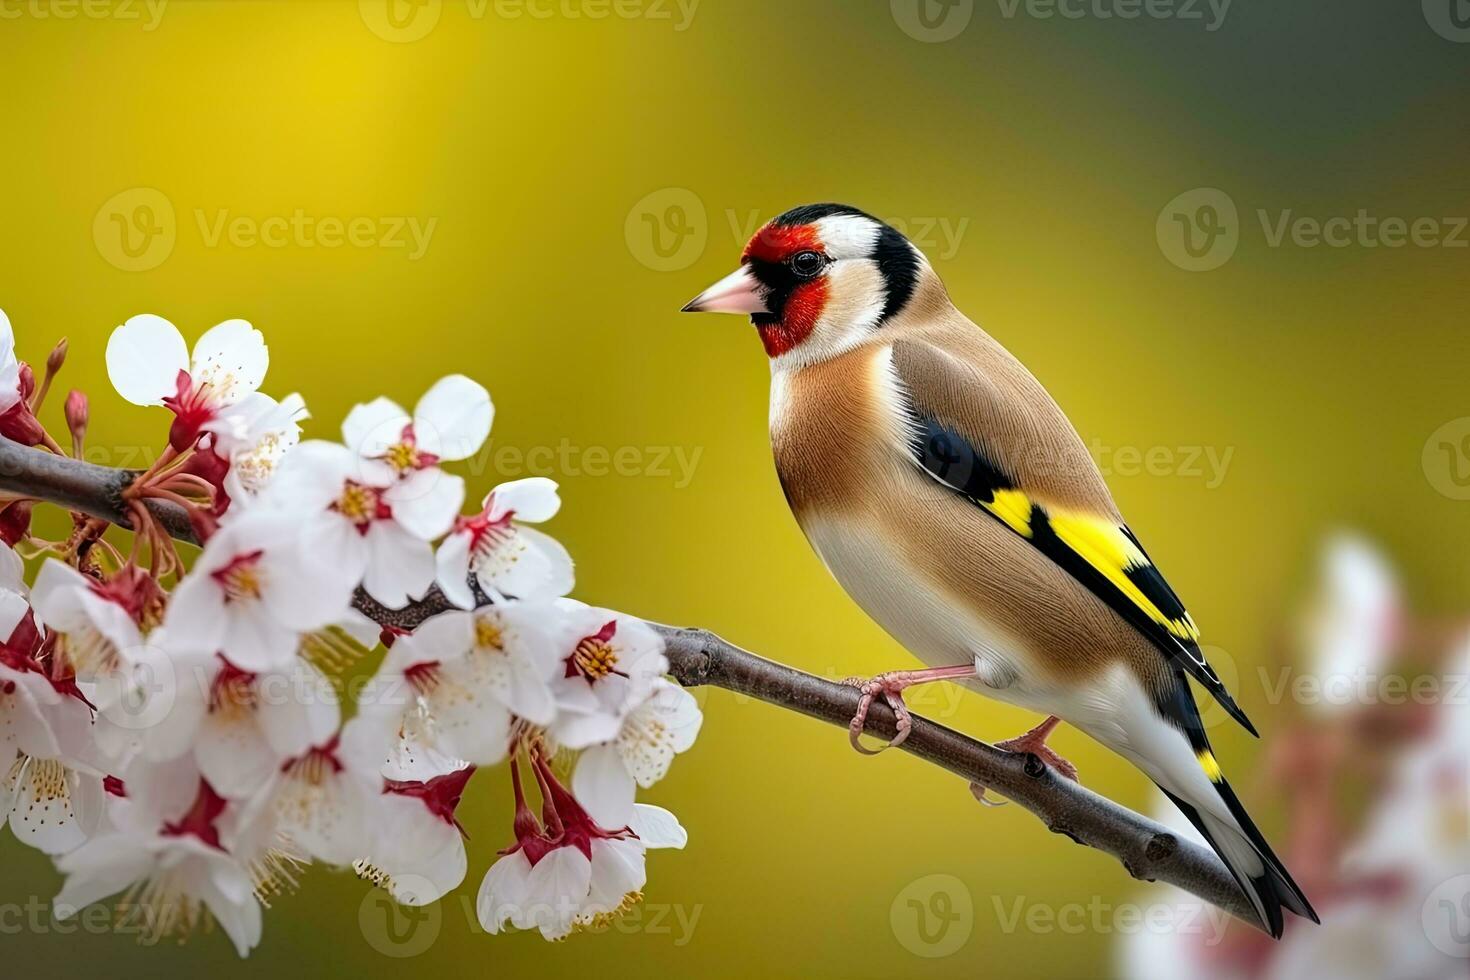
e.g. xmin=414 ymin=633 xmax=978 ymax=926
xmin=842 ymin=663 xmax=977 ymax=755
xmin=973 ymin=716 xmax=1080 ymax=805
xmin=994 ymin=715 xmax=1079 ymax=781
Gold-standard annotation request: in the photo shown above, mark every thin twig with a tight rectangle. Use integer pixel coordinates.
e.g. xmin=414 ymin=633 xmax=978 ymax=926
xmin=0 ymin=436 xmax=1261 ymax=930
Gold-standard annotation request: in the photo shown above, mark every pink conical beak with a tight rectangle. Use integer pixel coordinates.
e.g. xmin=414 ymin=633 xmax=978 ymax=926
xmin=681 ymin=266 xmax=769 ymax=315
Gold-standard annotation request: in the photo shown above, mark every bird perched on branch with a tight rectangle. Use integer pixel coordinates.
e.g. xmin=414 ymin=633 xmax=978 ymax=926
xmin=682 ymin=203 xmax=1317 ymax=938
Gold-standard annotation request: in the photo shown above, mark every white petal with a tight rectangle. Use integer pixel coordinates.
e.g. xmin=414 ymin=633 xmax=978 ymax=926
xmin=388 ymin=469 xmax=464 ymax=541
xmin=585 ymin=838 xmax=646 ymax=916
xmin=54 ymin=835 xmax=153 ymax=916
xmin=432 ymin=680 xmax=512 ymax=766
xmin=195 ymin=861 xmax=263 ymax=957
xmin=477 ymin=851 xmax=533 ymax=934
xmin=196 ymin=716 xmax=277 ymax=797
xmin=629 ymin=804 xmax=687 ymax=849
xmin=571 ymin=744 xmax=636 ymax=828
xmin=477 ymin=526 xmax=574 ymax=601
xmin=434 ymin=532 xmax=476 ymax=610
xmin=341 ymin=396 xmax=410 ymax=461
xmin=0 ymin=589 xmax=30 ymax=641
xmin=217 ymin=604 xmax=300 ymax=673
xmin=163 ymin=569 xmax=228 ymax=656
xmin=362 ymin=523 xmax=436 ymax=609
xmin=256 ymin=663 xmax=340 ymax=758
xmin=488 ymin=478 xmax=561 ymax=523
xmin=525 ymin=845 xmax=592 ymax=940
xmin=0 ymin=308 xmax=18 ymax=414
xmin=6 ymin=759 xmax=89 ymax=854
xmin=105 ymin=314 xmax=189 ymax=406
xmin=0 ymin=541 xmax=26 ymax=594
xmin=190 ymin=319 xmax=268 ymax=405
xmin=412 ymin=375 xmax=492 ymax=462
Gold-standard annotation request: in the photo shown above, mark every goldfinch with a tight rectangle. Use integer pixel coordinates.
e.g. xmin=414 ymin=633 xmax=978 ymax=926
xmin=682 ymin=203 xmax=1318 ymax=938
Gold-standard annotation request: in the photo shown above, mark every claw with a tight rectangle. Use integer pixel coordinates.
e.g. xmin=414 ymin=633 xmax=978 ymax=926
xmin=994 ymin=716 xmax=1080 ymax=783
xmin=844 ymin=675 xmax=911 ymax=755
xmin=969 ymin=782 xmax=1010 ymax=807
xmin=842 ymin=664 xmax=977 ymax=756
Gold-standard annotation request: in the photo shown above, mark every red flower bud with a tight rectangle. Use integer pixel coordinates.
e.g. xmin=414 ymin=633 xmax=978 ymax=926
xmin=64 ymin=389 xmax=88 ymax=446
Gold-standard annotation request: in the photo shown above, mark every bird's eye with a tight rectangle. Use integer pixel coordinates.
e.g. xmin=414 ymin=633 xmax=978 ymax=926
xmin=789 ymin=250 xmax=825 ymax=278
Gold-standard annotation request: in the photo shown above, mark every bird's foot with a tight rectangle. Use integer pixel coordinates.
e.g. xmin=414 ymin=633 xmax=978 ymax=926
xmin=840 ymin=664 xmax=977 ymax=756
xmin=973 ymin=716 xmax=1079 ymax=805
xmin=994 ymin=715 xmax=1079 ymax=782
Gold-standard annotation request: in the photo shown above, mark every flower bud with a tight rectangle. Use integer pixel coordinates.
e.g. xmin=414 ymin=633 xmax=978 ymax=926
xmin=46 ymin=337 xmax=68 ymax=376
xmin=0 ymin=501 xmax=32 ymax=547
xmin=65 ymin=389 xmax=88 ymax=447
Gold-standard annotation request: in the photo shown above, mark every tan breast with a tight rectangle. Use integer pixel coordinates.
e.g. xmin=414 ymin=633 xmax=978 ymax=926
xmin=769 ymin=341 xmax=913 ymax=522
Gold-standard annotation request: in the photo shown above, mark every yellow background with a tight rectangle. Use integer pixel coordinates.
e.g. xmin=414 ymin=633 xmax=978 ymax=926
xmin=2 ymin=1 xmax=1467 ymax=977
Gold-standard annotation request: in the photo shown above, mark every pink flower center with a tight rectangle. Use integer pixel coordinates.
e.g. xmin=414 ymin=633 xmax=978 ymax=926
xmin=162 ymin=369 xmax=221 ymax=452
xmin=565 ymin=620 xmax=620 ymax=684
xmin=384 ymin=765 xmax=476 ymax=835
xmin=379 ymin=423 xmax=440 ymax=476
xmin=209 ymin=657 xmax=257 ymax=716
xmin=211 ymin=550 xmax=266 ymax=603
xmin=333 ymin=481 xmax=391 ymax=533
xmin=161 ymin=778 xmax=229 ymax=850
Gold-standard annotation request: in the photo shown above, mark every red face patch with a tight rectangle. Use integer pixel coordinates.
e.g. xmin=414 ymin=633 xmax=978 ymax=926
xmin=742 ymin=222 xmax=829 ymax=358
xmin=742 ymin=222 xmax=822 ymax=265
xmin=757 ymin=279 xmax=828 ymax=358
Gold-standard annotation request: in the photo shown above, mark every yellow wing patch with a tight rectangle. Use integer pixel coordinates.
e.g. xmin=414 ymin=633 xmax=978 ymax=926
xmin=1046 ymin=511 xmax=1202 ymax=643
xmin=985 ymin=489 xmax=1035 ymax=538
xmin=1197 ymin=749 xmax=1224 ymax=783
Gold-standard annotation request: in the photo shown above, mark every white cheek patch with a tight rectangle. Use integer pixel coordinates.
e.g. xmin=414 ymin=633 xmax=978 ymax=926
xmin=819 ymin=260 xmax=887 ymax=337
xmin=770 ymin=259 xmax=887 ymax=373
xmin=813 ymin=214 xmax=882 ymax=260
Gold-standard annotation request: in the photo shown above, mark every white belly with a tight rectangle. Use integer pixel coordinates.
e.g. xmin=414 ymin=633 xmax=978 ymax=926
xmin=800 ymin=514 xmax=1067 ymax=717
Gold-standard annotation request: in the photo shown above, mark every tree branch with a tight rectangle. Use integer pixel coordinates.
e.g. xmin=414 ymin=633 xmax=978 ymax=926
xmin=0 ymin=437 xmax=1261 ymax=930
